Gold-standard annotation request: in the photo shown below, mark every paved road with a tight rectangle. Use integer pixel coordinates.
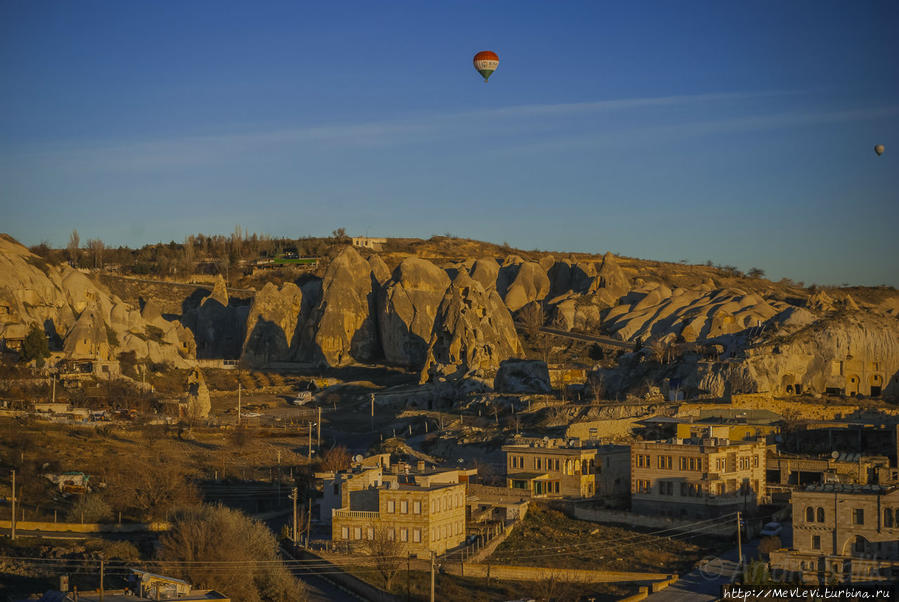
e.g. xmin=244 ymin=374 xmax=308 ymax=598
xmin=539 ymin=326 xmax=633 ymax=350
xmin=646 ymin=538 xmax=762 ymax=602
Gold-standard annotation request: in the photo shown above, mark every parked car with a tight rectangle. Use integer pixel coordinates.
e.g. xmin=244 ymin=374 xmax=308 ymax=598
xmin=760 ymin=521 xmax=782 ymax=537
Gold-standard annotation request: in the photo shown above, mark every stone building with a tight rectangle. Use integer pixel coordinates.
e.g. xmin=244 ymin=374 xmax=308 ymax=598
xmin=630 ymin=435 xmax=767 ymax=518
xmin=330 ymin=480 xmax=466 ymax=557
xmin=824 ymin=356 xmax=890 ymax=398
xmin=351 ymin=236 xmax=387 ymax=250
xmin=770 ymin=484 xmax=899 ymax=584
xmin=503 ymin=440 xmax=630 ymax=499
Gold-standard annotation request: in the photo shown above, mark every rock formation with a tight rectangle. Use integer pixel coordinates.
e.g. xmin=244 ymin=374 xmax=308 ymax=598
xmin=469 ymin=257 xmax=500 ymax=291
xmin=242 ymin=282 xmax=304 ymax=367
xmin=302 ymin=246 xmax=379 ymax=366
xmin=420 ymin=271 xmax=523 ymax=382
xmin=0 ymin=234 xmax=193 ymax=368
xmin=378 ymin=257 xmax=450 ymax=368
xmin=503 ymin=261 xmax=551 ymax=312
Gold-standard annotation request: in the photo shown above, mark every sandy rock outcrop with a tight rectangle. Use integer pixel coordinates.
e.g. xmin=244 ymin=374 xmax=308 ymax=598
xmin=420 ymin=271 xmax=523 ymax=382
xmin=242 ymin=282 xmax=304 ymax=367
xmin=191 ymin=275 xmax=245 ymax=358
xmin=503 ymin=261 xmax=551 ymax=312
xmin=378 ymin=257 xmax=450 ymax=368
xmin=696 ymin=313 xmax=899 ymax=399
xmin=469 ymin=257 xmax=500 ymax=291
xmin=368 ymin=255 xmax=391 ymax=287
xmin=302 ymin=246 xmax=379 ymax=366
xmin=603 ymin=286 xmax=780 ymax=343
xmin=184 ymin=368 xmax=211 ymax=419
xmin=0 ymin=234 xmax=193 ymax=367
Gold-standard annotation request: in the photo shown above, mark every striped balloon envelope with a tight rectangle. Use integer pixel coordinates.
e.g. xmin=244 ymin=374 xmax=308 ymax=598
xmin=473 ymin=51 xmax=500 ymax=82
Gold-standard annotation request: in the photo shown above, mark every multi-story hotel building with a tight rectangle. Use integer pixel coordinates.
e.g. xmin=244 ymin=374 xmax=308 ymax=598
xmin=630 ymin=436 xmax=767 ymax=518
xmin=770 ymin=484 xmax=899 ymax=584
xmin=503 ymin=441 xmax=630 ymax=498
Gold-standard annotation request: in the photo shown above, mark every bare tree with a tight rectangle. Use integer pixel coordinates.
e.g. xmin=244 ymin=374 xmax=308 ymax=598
xmin=320 ymin=445 xmax=352 ymax=472
xmin=86 ymin=238 xmax=105 ymax=269
xmin=181 ymin=235 xmax=195 ymax=274
xmin=518 ymin=302 xmax=544 ymax=339
xmin=67 ymin=229 xmax=80 ymax=267
xmin=363 ymin=523 xmax=405 ymax=590
xmin=105 ymin=459 xmax=200 ymax=521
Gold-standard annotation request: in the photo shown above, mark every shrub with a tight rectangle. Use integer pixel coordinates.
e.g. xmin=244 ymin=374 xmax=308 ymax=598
xmin=158 ymin=505 xmax=305 ymax=601
xmin=67 ymin=494 xmax=113 ymax=523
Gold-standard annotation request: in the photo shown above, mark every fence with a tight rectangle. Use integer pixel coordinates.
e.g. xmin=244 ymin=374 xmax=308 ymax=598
xmin=0 ymin=519 xmax=170 ymax=533
xmin=445 ymin=562 xmax=672 ymax=584
xmin=568 ymin=504 xmax=736 ymax=537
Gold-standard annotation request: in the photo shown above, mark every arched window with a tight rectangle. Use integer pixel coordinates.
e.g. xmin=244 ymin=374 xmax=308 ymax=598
xmin=817 ymin=507 xmax=825 ymax=523
xmin=806 ymin=507 xmax=814 ymax=523
xmin=885 ymin=508 xmax=893 ymax=528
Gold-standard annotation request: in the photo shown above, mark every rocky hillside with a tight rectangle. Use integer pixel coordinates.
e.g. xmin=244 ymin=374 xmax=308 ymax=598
xmin=3 ymin=233 xmax=897 ymax=397
xmin=0 ymin=235 xmax=194 ymax=368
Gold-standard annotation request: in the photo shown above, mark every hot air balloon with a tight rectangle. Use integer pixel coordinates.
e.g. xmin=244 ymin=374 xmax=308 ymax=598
xmin=473 ymin=51 xmax=499 ymax=83
xmin=874 ymin=144 xmax=885 ymax=156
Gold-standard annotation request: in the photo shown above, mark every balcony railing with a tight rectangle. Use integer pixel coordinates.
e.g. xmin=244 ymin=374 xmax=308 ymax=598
xmin=332 ymin=509 xmax=380 ymax=520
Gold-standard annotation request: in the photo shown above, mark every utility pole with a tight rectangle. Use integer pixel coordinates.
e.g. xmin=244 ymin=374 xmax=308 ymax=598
xmin=290 ymin=488 xmax=298 ymax=545
xmin=237 ymin=382 xmax=241 ymax=426
xmin=307 ymin=422 xmax=312 ymax=460
xmin=317 ymin=406 xmax=321 ymax=447
xmin=430 ymin=551 xmax=436 ymax=602
xmin=306 ymin=498 xmax=312 ymax=547
xmin=10 ymin=469 xmax=15 ymax=540
xmin=736 ymin=511 xmax=743 ymax=570
xmin=99 ymin=559 xmax=104 ymax=601
xmin=370 ymin=394 xmax=375 ymax=432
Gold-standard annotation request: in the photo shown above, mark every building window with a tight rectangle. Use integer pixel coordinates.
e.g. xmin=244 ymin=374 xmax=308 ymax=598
xmin=812 ymin=535 xmax=821 ymax=550
xmin=885 ymin=508 xmax=893 ymax=528
xmin=341 ymin=526 xmax=349 ymax=539
xmin=413 ymin=501 xmax=421 ymax=514
xmin=657 ymin=456 xmax=672 ymax=469
xmin=353 ymin=527 xmax=362 ymax=540
xmin=400 ymin=528 xmax=408 ymax=542
xmin=366 ymin=527 xmax=374 ymax=540
xmin=854 ymin=509 xmax=864 ymax=525
xmin=387 ymin=500 xmax=395 ymax=513
xmin=806 ymin=507 xmax=814 ymax=523
xmin=817 ymin=507 xmax=825 ymax=523
xmin=536 ymin=457 xmax=541 ymax=470
xmin=401 ymin=500 xmax=408 ymax=514
xmin=413 ymin=528 xmax=421 ymax=543
xmin=387 ymin=528 xmax=395 ymax=541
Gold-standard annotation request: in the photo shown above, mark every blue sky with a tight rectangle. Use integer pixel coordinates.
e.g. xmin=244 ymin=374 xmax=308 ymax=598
xmin=1 ymin=1 xmax=897 ymax=286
